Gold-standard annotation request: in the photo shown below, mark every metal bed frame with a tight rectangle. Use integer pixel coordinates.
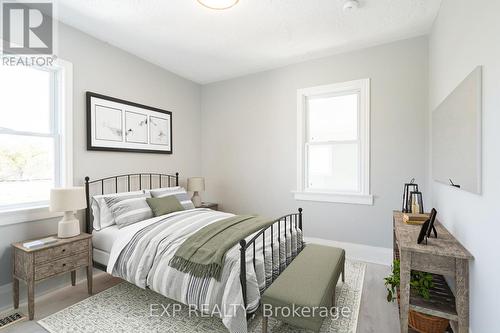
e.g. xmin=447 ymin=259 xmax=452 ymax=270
xmin=84 ymin=172 xmax=304 ymax=311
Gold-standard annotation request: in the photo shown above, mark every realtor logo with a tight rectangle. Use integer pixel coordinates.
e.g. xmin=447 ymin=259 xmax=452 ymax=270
xmin=2 ymin=2 xmax=53 ymax=55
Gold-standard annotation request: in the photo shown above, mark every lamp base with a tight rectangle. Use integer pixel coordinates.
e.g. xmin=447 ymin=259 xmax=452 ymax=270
xmin=58 ymin=212 xmax=80 ymax=238
xmin=192 ymin=191 xmax=202 ymax=208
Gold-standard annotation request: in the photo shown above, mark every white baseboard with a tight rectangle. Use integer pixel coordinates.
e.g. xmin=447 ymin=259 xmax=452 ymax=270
xmin=304 ymin=237 xmax=392 ymax=266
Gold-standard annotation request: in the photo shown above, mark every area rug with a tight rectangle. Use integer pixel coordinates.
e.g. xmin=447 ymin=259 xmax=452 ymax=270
xmin=38 ymin=260 xmax=365 ymax=333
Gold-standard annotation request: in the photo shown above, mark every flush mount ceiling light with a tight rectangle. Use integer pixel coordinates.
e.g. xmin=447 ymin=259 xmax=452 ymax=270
xmin=342 ymin=0 xmax=360 ymax=12
xmin=197 ymin=0 xmax=239 ymax=10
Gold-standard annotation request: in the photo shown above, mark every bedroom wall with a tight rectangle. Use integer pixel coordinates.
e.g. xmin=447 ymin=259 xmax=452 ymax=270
xmin=428 ymin=1 xmax=500 ymax=332
xmin=0 ymin=21 xmax=201 ymax=299
xmin=201 ymin=36 xmax=428 ymax=249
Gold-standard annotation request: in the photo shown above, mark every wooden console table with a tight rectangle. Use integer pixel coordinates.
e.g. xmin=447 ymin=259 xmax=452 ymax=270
xmin=393 ymin=211 xmax=473 ymax=333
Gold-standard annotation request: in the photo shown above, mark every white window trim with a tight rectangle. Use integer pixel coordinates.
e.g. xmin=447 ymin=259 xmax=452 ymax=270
xmin=0 ymin=59 xmax=73 ymax=226
xmin=294 ymin=78 xmax=372 ymax=205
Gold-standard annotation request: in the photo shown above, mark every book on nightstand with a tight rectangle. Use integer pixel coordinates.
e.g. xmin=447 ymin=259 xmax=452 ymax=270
xmin=23 ymin=236 xmax=58 ymax=250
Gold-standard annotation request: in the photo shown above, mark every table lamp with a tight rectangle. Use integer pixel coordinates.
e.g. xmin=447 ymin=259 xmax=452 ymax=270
xmin=187 ymin=177 xmax=205 ymax=208
xmin=50 ymin=187 xmax=87 ymax=238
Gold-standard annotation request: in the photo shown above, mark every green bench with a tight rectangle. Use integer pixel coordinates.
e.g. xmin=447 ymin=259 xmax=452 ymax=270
xmin=261 ymin=244 xmax=345 ymax=332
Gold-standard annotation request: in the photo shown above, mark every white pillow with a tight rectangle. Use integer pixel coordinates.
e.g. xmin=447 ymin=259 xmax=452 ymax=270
xmin=149 ymin=186 xmax=181 ymax=195
xmin=91 ymin=190 xmax=144 ymax=230
xmin=90 ymin=199 xmax=101 ymax=230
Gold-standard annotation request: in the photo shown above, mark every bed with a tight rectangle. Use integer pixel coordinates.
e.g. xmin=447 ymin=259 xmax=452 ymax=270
xmin=84 ymin=173 xmax=304 ymax=333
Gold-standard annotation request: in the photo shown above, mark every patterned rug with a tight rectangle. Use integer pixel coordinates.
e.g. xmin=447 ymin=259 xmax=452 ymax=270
xmin=39 ymin=260 xmax=365 ymax=333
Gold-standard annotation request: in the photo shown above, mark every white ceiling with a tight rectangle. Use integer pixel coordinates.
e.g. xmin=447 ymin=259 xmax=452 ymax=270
xmin=55 ymin=0 xmax=441 ymax=84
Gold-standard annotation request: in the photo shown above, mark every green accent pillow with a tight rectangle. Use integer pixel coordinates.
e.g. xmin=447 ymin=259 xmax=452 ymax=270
xmin=146 ymin=196 xmax=184 ymax=217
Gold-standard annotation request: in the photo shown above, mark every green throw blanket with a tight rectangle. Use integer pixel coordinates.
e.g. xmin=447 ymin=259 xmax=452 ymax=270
xmin=169 ymin=215 xmax=274 ymax=281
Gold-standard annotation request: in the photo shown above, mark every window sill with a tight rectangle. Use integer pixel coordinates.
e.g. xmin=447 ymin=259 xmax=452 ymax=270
xmin=293 ymin=191 xmax=373 ymax=205
xmin=0 ymin=205 xmax=63 ymax=226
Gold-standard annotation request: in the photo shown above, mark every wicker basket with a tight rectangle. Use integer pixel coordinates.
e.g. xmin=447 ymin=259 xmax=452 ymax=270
xmin=396 ymin=290 xmax=449 ymax=333
xmin=408 ymin=310 xmax=449 ymax=333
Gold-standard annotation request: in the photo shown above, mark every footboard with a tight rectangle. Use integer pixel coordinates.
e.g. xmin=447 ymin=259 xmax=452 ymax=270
xmin=239 ymin=208 xmax=303 ymax=311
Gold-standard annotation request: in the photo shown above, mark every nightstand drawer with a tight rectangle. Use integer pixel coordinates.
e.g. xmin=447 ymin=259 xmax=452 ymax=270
xmin=34 ymin=239 xmax=88 ymax=264
xmin=35 ymin=251 xmax=89 ymax=281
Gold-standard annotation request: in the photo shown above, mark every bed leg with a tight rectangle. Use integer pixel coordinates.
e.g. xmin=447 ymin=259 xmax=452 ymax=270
xmin=239 ymin=239 xmax=247 ymax=309
xmin=262 ymin=315 xmax=268 ymax=333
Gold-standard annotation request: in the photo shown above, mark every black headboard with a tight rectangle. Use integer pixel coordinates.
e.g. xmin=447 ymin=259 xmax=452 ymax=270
xmin=84 ymin=172 xmax=179 ymax=233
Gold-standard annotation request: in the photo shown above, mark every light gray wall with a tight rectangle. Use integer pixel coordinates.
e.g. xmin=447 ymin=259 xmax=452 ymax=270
xmin=201 ymin=36 xmax=428 ymax=249
xmin=61 ymin=23 xmax=202 ymax=184
xmin=428 ymin=1 xmax=500 ymax=332
xmin=0 ymin=22 xmax=201 ymax=288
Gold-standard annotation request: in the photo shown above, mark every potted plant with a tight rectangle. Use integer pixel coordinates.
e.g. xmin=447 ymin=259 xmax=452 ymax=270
xmin=385 ymin=260 xmax=449 ymax=333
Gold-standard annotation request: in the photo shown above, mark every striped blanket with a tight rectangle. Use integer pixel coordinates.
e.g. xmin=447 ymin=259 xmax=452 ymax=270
xmin=106 ymin=208 xmax=302 ymax=333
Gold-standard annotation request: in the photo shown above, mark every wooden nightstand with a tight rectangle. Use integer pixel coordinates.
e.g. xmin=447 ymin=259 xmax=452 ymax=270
xmin=11 ymin=233 xmax=93 ymax=320
xmin=200 ymin=202 xmax=218 ymax=211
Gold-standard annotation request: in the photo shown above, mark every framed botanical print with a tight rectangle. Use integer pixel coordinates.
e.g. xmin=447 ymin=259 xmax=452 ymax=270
xmin=86 ymin=92 xmax=172 ymax=154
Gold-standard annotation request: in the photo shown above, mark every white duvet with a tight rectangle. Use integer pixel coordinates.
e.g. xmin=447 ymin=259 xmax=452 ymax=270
xmin=106 ymin=208 xmax=301 ymax=333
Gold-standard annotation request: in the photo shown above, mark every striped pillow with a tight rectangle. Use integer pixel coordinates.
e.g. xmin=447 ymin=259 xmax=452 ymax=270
xmin=92 ymin=190 xmax=144 ymax=230
xmin=105 ymin=192 xmax=153 ymax=228
xmin=149 ymin=187 xmax=195 ymax=210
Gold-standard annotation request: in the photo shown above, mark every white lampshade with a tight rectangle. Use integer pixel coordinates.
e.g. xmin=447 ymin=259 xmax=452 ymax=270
xmin=197 ymin=0 xmax=239 ymax=10
xmin=187 ymin=177 xmax=205 ymax=192
xmin=50 ymin=187 xmax=87 ymax=212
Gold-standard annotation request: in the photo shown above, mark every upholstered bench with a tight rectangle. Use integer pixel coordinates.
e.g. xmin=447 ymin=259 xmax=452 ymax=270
xmin=261 ymin=244 xmax=345 ymax=332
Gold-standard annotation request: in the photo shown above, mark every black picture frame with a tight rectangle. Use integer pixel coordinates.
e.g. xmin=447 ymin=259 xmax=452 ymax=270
xmin=86 ymin=92 xmax=173 ymax=154
xmin=417 ymin=219 xmax=430 ymax=244
xmin=417 ymin=208 xmax=438 ymax=244
xmin=426 ymin=208 xmax=438 ymax=238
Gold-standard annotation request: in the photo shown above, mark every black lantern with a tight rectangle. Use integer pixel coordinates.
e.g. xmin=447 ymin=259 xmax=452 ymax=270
xmin=409 ymin=191 xmax=424 ymax=214
xmin=402 ymin=178 xmax=419 ymax=213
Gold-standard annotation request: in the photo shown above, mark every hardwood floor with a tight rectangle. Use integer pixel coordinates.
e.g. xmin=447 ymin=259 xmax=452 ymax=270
xmin=357 ymin=262 xmax=400 ymax=333
xmin=0 ymin=272 xmax=122 ymax=333
xmin=1 ymin=263 xmax=401 ymax=333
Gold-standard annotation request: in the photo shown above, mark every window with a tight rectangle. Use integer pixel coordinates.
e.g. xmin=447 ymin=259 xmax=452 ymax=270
xmin=295 ymin=79 xmax=372 ymax=205
xmin=0 ymin=61 xmax=73 ymax=223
